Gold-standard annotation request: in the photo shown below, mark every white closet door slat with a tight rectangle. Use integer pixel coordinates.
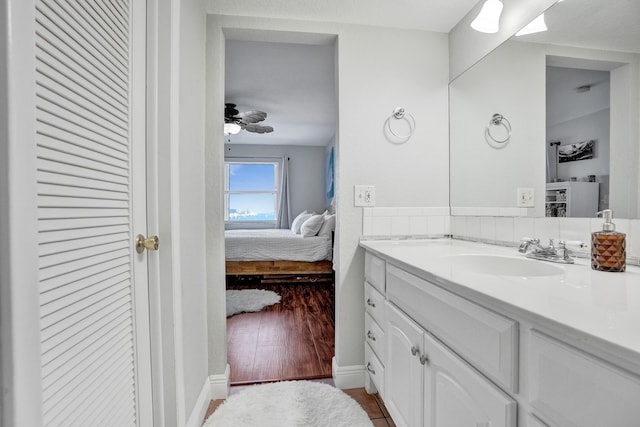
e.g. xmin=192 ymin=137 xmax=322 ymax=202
xmin=37 ymin=93 xmax=128 ymax=142
xmin=43 ymin=0 xmax=128 ymax=68
xmin=39 ymin=248 xmax=130 ymax=282
xmin=37 ymin=158 xmax=129 ymax=186
xmin=41 ymin=288 xmax=131 ymax=344
xmin=38 ymin=224 xmax=130 ymax=244
xmin=37 ymin=0 xmax=142 ymax=425
xmin=35 ymin=16 xmax=127 ymax=100
xmin=40 ymin=236 xmax=130 ymax=269
xmin=37 ymin=58 xmax=128 ymax=123
xmin=36 ymin=2 xmax=127 ymax=90
xmin=43 ymin=327 xmax=132 ymax=395
xmin=40 ymin=268 xmax=129 ymax=307
xmin=69 ymin=375 xmax=134 ymax=427
xmin=38 ymin=231 xmax=129 ymax=257
xmin=72 ymin=1 xmax=128 ymax=55
xmin=38 ymin=170 xmax=128 ymax=194
xmin=41 ymin=301 xmax=131 ymax=366
xmin=39 ymin=256 xmax=130 ymax=293
xmin=36 ymin=41 xmax=127 ymax=111
xmin=93 ymin=0 xmax=129 ymax=37
xmin=38 ymin=182 xmax=128 ymax=202
xmin=44 ymin=350 xmax=134 ymax=424
xmin=41 ymin=313 xmax=129 ymax=378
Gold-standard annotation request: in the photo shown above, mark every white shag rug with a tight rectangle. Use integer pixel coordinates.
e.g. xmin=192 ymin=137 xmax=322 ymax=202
xmin=204 ymin=381 xmax=374 ymax=427
xmin=226 ymin=289 xmax=281 ymax=317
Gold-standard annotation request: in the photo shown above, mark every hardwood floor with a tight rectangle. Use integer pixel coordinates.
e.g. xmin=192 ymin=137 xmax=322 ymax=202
xmin=226 ymin=276 xmax=335 ymax=384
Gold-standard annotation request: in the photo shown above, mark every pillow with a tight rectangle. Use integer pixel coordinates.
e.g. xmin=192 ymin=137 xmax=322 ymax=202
xmin=291 ymin=211 xmax=310 ymax=234
xmin=318 ymin=214 xmax=335 ymax=236
xmin=300 ymin=214 xmax=325 ymax=237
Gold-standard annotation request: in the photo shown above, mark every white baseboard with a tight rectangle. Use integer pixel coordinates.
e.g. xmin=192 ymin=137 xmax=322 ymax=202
xmin=209 ymin=364 xmax=230 ymax=400
xmin=185 ymin=376 xmax=213 ymax=427
xmin=332 ymin=357 xmax=366 ymax=389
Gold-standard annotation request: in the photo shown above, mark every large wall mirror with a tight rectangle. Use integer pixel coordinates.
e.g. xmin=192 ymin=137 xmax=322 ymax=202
xmin=450 ymin=0 xmax=640 ymax=219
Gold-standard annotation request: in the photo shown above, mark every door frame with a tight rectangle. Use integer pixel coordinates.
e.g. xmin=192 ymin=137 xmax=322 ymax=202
xmin=1 ymin=1 xmax=41 ymax=425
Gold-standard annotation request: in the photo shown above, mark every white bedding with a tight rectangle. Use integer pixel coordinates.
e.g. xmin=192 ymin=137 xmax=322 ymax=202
xmin=225 ymin=229 xmax=333 ymax=262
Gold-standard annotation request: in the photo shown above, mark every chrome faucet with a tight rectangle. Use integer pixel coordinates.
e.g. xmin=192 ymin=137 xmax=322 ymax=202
xmin=519 ymin=238 xmax=584 ymax=264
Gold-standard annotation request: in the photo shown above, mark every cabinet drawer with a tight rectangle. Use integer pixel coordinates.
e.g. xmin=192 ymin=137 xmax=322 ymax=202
xmin=365 ymin=344 xmax=385 ymax=398
xmin=529 ymin=330 xmax=640 ymax=427
xmin=365 ymin=252 xmax=386 ymax=293
xmin=365 ymin=312 xmax=385 ymax=361
xmin=386 ymin=264 xmax=518 ymax=392
xmin=364 ymin=282 xmax=385 ymax=322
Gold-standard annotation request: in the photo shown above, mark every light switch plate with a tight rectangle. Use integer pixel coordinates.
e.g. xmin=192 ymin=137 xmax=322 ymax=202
xmin=354 ymin=185 xmax=376 ymax=207
xmin=517 ymin=187 xmax=535 ymax=207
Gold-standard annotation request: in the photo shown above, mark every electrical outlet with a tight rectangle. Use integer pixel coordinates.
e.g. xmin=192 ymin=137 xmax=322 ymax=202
xmin=354 ymin=185 xmax=376 ymax=207
xmin=517 ymin=188 xmax=535 ymax=207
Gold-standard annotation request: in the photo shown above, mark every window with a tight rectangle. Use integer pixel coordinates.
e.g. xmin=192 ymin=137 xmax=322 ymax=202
xmin=224 ymin=159 xmax=280 ymax=223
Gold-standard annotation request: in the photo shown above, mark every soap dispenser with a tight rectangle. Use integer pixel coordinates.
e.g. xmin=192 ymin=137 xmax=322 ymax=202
xmin=591 ymin=209 xmax=626 ymax=272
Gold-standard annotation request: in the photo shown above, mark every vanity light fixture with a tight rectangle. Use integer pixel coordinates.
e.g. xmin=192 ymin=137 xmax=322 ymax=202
xmin=515 ymin=13 xmax=548 ymax=36
xmin=224 ymin=122 xmax=242 ymax=135
xmin=470 ymin=0 xmax=504 ymax=34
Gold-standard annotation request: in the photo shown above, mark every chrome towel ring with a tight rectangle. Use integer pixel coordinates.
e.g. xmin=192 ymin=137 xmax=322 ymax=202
xmin=384 ymin=107 xmax=415 ymax=143
xmin=485 ymin=113 xmax=511 ymax=147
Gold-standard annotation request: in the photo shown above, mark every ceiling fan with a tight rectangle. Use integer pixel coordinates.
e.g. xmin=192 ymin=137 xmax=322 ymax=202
xmin=224 ymin=103 xmax=274 ymax=135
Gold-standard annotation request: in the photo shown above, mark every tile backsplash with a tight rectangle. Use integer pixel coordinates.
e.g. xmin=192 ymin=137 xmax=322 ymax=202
xmin=362 ymin=207 xmax=450 ymax=238
xmin=451 ymin=215 xmax=640 ymax=266
xmin=360 ymin=207 xmax=640 ymax=266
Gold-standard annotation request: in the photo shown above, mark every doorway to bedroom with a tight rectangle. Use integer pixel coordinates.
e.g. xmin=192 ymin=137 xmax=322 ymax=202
xmin=222 ymin=32 xmax=338 ymax=384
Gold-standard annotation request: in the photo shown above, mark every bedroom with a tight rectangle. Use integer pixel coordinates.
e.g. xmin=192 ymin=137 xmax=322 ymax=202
xmin=222 ymin=38 xmax=338 ymax=383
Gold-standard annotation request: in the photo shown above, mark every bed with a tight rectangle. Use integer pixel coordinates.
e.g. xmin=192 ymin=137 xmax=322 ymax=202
xmin=225 ymin=228 xmax=334 ymax=276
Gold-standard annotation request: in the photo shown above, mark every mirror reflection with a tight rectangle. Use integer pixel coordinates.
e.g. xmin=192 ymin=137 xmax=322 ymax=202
xmin=450 ymin=0 xmax=640 ymax=219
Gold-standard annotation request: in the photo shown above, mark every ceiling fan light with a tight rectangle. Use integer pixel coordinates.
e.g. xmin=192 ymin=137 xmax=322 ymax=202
xmin=224 ymin=122 xmax=242 ymax=135
xmin=515 ymin=13 xmax=547 ymax=36
xmin=470 ymin=0 xmax=503 ymax=34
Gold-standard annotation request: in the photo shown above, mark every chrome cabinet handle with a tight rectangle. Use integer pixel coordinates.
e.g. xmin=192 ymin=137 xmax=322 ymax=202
xmin=366 ymin=298 xmax=376 ymax=307
xmin=419 ymin=354 xmax=429 ymax=365
xmin=367 ymin=331 xmax=376 ymax=341
xmin=366 ymin=362 xmax=376 ymax=375
xmin=411 ymin=346 xmax=419 ymax=356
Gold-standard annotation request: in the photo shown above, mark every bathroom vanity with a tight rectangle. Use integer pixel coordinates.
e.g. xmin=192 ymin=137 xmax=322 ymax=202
xmin=360 ymin=238 xmax=640 ymax=427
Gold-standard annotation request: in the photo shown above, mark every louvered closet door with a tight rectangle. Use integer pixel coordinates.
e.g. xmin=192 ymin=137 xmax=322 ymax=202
xmin=35 ymin=0 xmax=152 ymax=426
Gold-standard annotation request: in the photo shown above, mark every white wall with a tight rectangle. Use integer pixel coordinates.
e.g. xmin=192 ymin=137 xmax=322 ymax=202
xmin=224 ymin=144 xmax=328 ymax=222
xmin=206 ymin=15 xmax=450 ymax=385
xmin=178 ymin=0 xmax=209 ymax=421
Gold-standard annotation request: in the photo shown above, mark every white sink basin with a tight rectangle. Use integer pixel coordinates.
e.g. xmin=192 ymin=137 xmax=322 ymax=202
xmin=443 ymin=254 xmax=565 ymax=277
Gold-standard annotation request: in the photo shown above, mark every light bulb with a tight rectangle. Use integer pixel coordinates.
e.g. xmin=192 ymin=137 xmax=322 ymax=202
xmin=470 ymin=0 xmax=504 ymax=34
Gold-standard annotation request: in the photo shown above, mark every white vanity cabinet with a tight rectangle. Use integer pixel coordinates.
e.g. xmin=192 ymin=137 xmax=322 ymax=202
xmin=527 ymin=330 xmax=640 ymax=427
xmin=364 ymin=253 xmax=387 ymax=396
xmin=384 ymin=289 xmax=516 ymax=427
xmin=361 ymin=240 xmax=640 ymax=427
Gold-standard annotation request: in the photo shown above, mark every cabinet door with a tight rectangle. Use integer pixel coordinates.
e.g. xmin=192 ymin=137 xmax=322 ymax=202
xmin=423 ymin=333 xmax=516 ymax=427
xmin=385 ymin=302 xmax=424 ymax=427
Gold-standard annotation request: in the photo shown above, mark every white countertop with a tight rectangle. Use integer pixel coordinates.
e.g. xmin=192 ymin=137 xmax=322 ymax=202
xmin=360 ymin=238 xmax=640 ymax=362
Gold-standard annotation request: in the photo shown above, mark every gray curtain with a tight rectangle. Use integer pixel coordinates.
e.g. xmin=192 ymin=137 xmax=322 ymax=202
xmin=276 ymin=157 xmax=292 ymax=228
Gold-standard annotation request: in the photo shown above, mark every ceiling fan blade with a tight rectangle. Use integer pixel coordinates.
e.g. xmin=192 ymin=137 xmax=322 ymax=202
xmin=244 ymin=123 xmax=274 ymax=134
xmin=237 ymin=110 xmax=267 ymax=124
